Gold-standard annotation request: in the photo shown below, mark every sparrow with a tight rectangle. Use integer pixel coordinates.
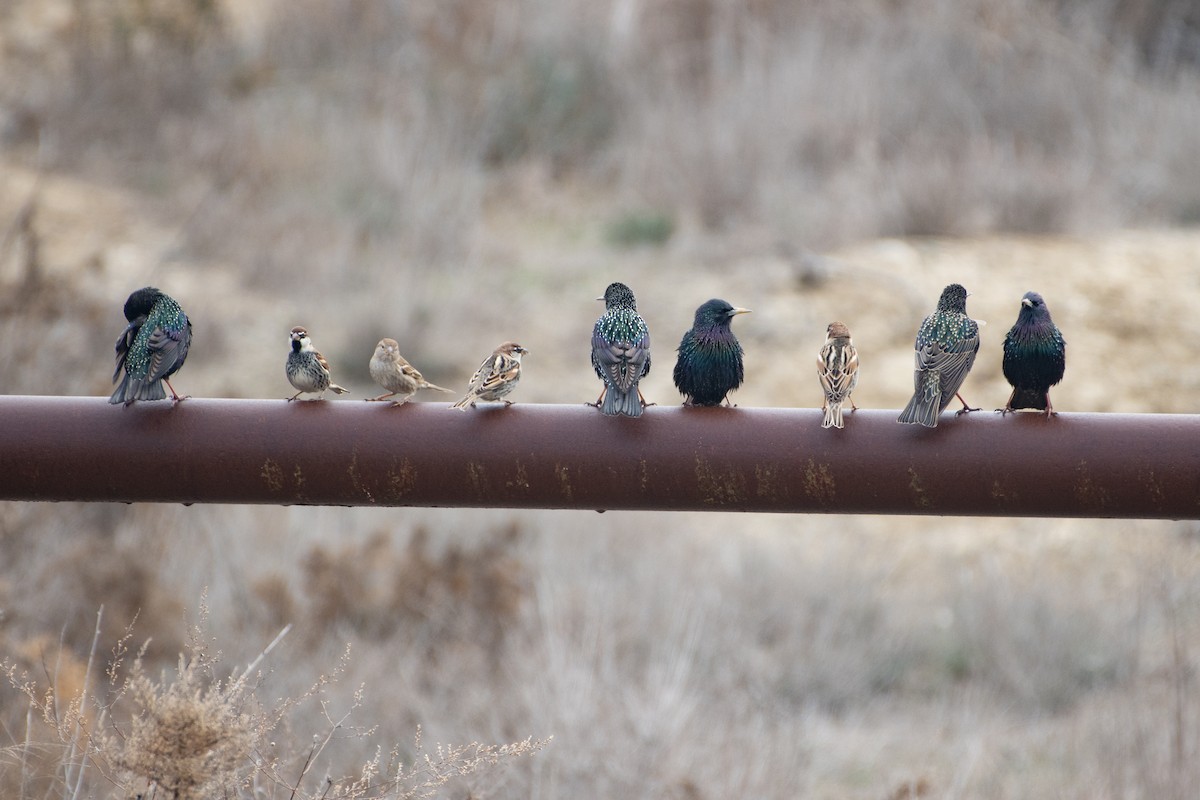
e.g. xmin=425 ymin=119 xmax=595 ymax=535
xmin=817 ymin=321 xmax=859 ymax=429
xmin=898 ymin=283 xmax=980 ymax=427
xmin=451 ymin=342 xmax=529 ymax=409
xmin=367 ymin=338 xmax=453 ymax=406
xmin=110 ymin=286 xmax=192 ymax=405
xmin=590 ymin=282 xmax=651 ymax=417
xmin=673 ymin=299 xmax=751 ymax=406
xmin=1000 ymin=291 xmax=1066 ymax=416
xmin=286 ymin=326 xmax=349 ymax=401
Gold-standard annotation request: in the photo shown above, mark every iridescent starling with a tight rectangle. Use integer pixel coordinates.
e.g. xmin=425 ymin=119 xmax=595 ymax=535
xmin=897 ymin=283 xmax=980 ymax=427
xmin=590 ymin=282 xmax=651 ymax=417
xmin=673 ymin=299 xmax=752 ymax=407
xmin=110 ymin=286 xmax=192 ymax=405
xmin=1000 ymin=291 xmax=1065 ymax=416
xmin=817 ymin=321 xmax=859 ymax=429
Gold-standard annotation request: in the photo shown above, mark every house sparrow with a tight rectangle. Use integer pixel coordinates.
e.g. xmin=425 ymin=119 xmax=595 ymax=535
xmin=673 ymin=299 xmax=751 ymax=406
xmin=451 ymin=342 xmax=529 ymax=409
xmin=897 ymin=284 xmax=980 ymax=427
xmin=817 ymin=321 xmax=859 ymax=429
xmin=110 ymin=286 xmax=192 ymax=405
xmin=286 ymin=326 xmax=349 ymax=401
xmin=368 ymin=338 xmax=452 ymax=406
xmin=590 ymin=282 xmax=651 ymax=417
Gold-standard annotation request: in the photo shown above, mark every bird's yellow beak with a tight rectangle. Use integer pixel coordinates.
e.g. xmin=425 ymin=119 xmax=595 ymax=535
xmin=730 ymin=308 xmax=752 ymax=316
xmin=1021 ymin=297 xmax=1033 ymax=308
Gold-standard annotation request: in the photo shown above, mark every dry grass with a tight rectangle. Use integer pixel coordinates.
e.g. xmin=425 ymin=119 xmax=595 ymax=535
xmin=2 ymin=0 xmax=1200 ymax=797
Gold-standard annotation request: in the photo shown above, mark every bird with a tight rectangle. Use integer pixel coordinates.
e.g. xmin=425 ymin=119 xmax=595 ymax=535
xmin=897 ymin=283 xmax=980 ymax=427
xmin=286 ymin=326 xmax=349 ymax=401
xmin=110 ymin=286 xmax=192 ymax=405
xmin=1000 ymin=291 xmax=1066 ymax=416
xmin=367 ymin=338 xmax=453 ymax=406
xmin=590 ymin=282 xmax=652 ymax=417
xmin=451 ymin=342 xmax=529 ymax=409
xmin=817 ymin=321 xmax=859 ymax=429
xmin=673 ymin=298 xmax=752 ymax=406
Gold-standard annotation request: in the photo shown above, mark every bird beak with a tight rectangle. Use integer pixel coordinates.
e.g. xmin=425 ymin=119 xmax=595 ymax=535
xmin=1022 ymin=298 xmax=1033 ymax=308
xmin=596 ymin=296 xmax=604 ymax=302
xmin=730 ymin=308 xmax=752 ymax=316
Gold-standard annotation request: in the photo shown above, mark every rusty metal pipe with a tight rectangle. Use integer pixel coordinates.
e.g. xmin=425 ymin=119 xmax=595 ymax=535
xmin=0 ymin=396 xmax=1197 ymax=518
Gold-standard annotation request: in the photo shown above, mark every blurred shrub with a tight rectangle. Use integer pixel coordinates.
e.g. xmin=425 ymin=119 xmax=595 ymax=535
xmin=605 ymin=210 xmax=675 ymax=248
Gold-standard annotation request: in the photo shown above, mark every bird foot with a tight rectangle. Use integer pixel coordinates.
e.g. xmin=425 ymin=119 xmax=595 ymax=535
xmin=955 ymin=405 xmax=982 ymax=416
xmin=366 ymin=394 xmax=395 ymax=402
xmin=170 ymin=394 xmax=192 ymax=404
xmin=996 ymin=406 xmax=1014 ymax=416
xmin=585 ymin=401 xmax=601 ymax=408
xmin=503 ymin=400 xmax=514 ymax=407
xmin=642 ymin=401 xmax=658 ymax=408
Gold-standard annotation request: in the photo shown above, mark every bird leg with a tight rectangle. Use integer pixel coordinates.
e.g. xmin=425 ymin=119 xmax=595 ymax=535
xmin=367 ymin=392 xmax=397 ymax=402
xmin=850 ymin=398 xmax=858 ymax=412
xmin=996 ymin=388 xmax=1017 ymax=415
xmin=954 ymin=393 xmax=981 ymax=416
xmin=1044 ymin=393 xmax=1057 ymax=417
xmin=287 ymin=390 xmax=304 ymax=402
xmin=636 ymin=387 xmax=656 ymax=409
xmin=587 ymin=386 xmax=607 ymax=409
xmin=164 ymin=378 xmax=190 ymax=403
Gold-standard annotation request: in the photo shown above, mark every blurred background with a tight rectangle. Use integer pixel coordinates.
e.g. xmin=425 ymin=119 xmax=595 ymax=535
xmin=1 ymin=0 xmax=1199 ymax=797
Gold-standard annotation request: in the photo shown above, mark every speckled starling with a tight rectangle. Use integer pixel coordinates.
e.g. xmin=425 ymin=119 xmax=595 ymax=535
xmin=110 ymin=286 xmax=192 ymax=405
xmin=1000 ymin=291 xmax=1066 ymax=416
xmin=286 ymin=326 xmax=349 ymax=401
xmin=368 ymin=338 xmax=452 ymax=406
xmin=590 ymin=282 xmax=651 ymax=417
xmin=673 ymin=298 xmax=752 ymax=407
xmin=897 ymin=283 xmax=980 ymax=427
xmin=451 ymin=342 xmax=529 ymax=409
xmin=817 ymin=321 xmax=859 ymax=429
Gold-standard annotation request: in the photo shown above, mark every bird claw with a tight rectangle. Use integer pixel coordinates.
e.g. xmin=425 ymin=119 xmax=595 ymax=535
xmin=955 ymin=405 xmax=982 ymax=416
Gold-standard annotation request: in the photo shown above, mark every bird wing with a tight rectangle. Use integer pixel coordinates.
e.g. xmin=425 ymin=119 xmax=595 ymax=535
xmin=818 ymin=342 xmax=858 ymax=402
xmin=112 ymin=317 xmax=143 ymax=381
xmin=591 ymin=333 xmax=650 ymax=392
xmin=472 ymin=353 xmax=520 ymax=395
xmin=144 ymin=323 xmax=190 ymax=382
xmin=914 ymin=332 xmax=978 ymax=401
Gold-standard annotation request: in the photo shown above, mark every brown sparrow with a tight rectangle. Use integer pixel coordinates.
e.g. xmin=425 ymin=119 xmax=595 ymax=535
xmin=367 ymin=338 xmax=452 ymax=406
xmin=286 ymin=326 xmax=349 ymax=401
xmin=451 ymin=342 xmax=529 ymax=409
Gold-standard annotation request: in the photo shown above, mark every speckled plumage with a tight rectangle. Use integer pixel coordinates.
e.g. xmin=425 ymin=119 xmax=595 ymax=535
xmin=898 ymin=284 xmax=980 ymax=427
xmin=591 ymin=282 xmax=651 ymax=417
xmin=452 ymin=342 xmax=528 ymax=409
xmin=286 ymin=326 xmax=349 ymax=401
xmin=673 ymin=299 xmax=751 ymax=407
xmin=817 ymin=321 xmax=859 ymax=429
xmin=110 ymin=286 xmax=192 ymax=405
xmin=1001 ymin=291 xmax=1065 ymax=415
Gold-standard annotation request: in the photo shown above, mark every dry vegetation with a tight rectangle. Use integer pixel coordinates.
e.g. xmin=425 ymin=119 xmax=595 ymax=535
xmin=2 ymin=0 xmax=1200 ymax=797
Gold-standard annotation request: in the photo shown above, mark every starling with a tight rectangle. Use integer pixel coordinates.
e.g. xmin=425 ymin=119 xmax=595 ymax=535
xmin=817 ymin=321 xmax=859 ymax=429
xmin=673 ymin=298 xmax=752 ymax=407
xmin=110 ymin=286 xmax=192 ymax=405
xmin=286 ymin=326 xmax=349 ymax=401
xmin=1000 ymin=291 xmax=1066 ymax=416
xmin=590 ymin=282 xmax=652 ymax=417
xmin=897 ymin=283 xmax=980 ymax=427
xmin=368 ymin=338 xmax=453 ymax=406
xmin=451 ymin=342 xmax=528 ymax=409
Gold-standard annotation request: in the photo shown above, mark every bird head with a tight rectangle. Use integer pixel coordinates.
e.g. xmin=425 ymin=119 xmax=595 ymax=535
xmin=936 ymin=284 xmax=969 ymax=313
xmin=826 ymin=321 xmax=852 ymax=339
xmin=497 ymin=342 xmax=529 ymax=360
xmin=1019 ymin=291 xmax=1051 ymax=320
xmin=289 ymin=326 xmax=312 ymax=353
xmin=694 ymin=299 xmax=752 ymax=330
xmin=599 ymin=282 xmax=637 ymax=311
xmin=123 ymin=287 xmax=162 ymax=322
xmin=375 ymin=338 xmax=400 ymax=359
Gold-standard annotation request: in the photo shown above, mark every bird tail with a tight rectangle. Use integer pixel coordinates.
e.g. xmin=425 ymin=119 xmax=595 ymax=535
xmin=422 ymin=381 xmax=454 ymax=394
xmin=329 ymin=383 xmax=350 ymax=395
xmin=451 ymin=395 xmax=471 ymax=410
xmin=1009 ymin=388 xmax=1048 ymax=411
xmin=898 ymin=373 xmax=941 ymax=427
xmin=601 ymin=385 xmax=643 ymax=417
xmin=110 ymin=376 xmax=166 ymax=405
xmin=822 ymin=402 xmax=843 ymax=429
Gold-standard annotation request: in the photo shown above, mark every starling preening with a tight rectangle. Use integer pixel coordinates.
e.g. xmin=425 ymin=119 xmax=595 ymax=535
xmin=590 ymin=282 xmax=651 ymax=417
xmin=897 ymin=283 xmax=980 ymax=427
xmin=817 ymin=321 xmax=859 ymax=429
xmin=451 ymin=342 xmax=529 ymax=409
xmin=673 ymin=298 xmax=752 ymax=406
xmin=368 ymin=338 xmax=453 ymax=406
xmin=110 ymin=286 xmax=192 ymax=405
xmin=286 ymin=326 xmax=349 ymax=401
xmin=1000 ymin=291 xmax=1066 ymax=416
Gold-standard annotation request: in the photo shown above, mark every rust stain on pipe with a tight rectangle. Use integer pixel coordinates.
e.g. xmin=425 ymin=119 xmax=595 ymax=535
xmin=0 ymin=397 xmax=1198 ymax=518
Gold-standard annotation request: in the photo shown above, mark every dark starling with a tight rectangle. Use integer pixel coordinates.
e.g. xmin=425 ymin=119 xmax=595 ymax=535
xmin=1000 ymin=291 xmax=1066 ymax=416
xmin=673 ymin=298 xmax=752 ymax=407
xmin=897 ymin=283 xmax=980 ymax=427
xmin=110 ymin=286 xmax=192 ymax=405
xmin=590 ymin=282 xmax=651 ymax=417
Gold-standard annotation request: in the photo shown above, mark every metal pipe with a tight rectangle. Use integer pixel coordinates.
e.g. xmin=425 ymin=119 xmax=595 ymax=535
xmin=0 ymin=396 xmax=1196 ymax=518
